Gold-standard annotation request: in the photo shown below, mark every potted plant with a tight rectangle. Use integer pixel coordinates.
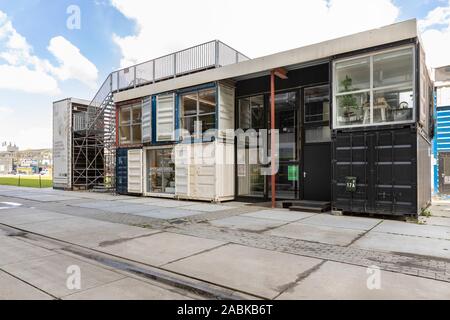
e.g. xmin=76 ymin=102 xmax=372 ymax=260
xmin=340 ymin=76 xmax=358 ymax=122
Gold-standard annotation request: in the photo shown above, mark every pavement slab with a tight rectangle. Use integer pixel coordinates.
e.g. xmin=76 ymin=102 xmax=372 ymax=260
xmin=73 ymin=201 xmax=124 ymax=209
xmin=2 ymin=253 xmax=125 ymax=298
xmin=182 ymin=203 xmax=234 ymax=212
xmin=0 ymin=236 xmax=56 ymax=266
xmin=209 ymin=216 xmax=287 ymax=232
xmin=97 ymin=232 xmax=226 ymax=267
xmin=99 ymin=204 xmax=161 ymax=214
xmin=63 ymin=277 xmax=193 ymax=300
xmin=59 ymin=226 xmax=161 ymax=248
xmin=165 ymin=244 xmax=323 ymax=299
xmin=373 ymin=220 xmax=450 ymax=240
xmin=300 ymin=214 xmax=382 ymax=231
xmin=130 ymin=208 xmax=203 ymax=220
xmin=277 ymin=261 xmax=450 ymax=300
xmin=0 ymin=208 xmax=71 ymax=226
xmin=423 ymin=216 xmax=450 ymax=228
xmin=352 ymin=231 xmax=450 ymax=259
xmin=15 ymin=217 xmax=115 ymax=236
xmin=0 ymin=270 xmax=53 ymax=300
xmin=266 ymin=222 xmax=364 ymax=246
xmin=241 ymin=210 xmax=316 ymax=222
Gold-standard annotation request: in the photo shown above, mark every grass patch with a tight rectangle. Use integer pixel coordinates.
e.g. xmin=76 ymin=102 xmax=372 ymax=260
xmin=420 ymin=208 xmax=432 ymax=218
xmin=0 ymin=176 xmax=53 ymax=188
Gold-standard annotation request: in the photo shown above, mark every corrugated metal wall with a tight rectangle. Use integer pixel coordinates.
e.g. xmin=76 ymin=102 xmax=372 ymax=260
xmin=434 ymin=105 xmax=450 ymax=191
xmin=332 ymin=127 xmax=419 ymax=216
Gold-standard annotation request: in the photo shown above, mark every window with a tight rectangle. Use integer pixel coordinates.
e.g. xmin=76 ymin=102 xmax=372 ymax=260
xmin=146 ymin=147 xmax=175 ymax=194
xmin=304 ymin=86 xmax=330 ymax=124
xmin=181 ymin=88 xmax=216 ymax=137
xmin=304 ymin=86 xmax=331 ymax=143
xmin=238 ymin=95 xmax=265 ymax=130
xmin=119 ymin=102 xmax=142 ymax=145
xmin=334 ymin=47 xmax=415 ymax=128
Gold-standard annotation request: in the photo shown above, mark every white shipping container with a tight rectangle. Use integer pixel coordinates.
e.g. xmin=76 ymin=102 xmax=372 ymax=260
xmin=53 ymin=99 xmax=72 ymax=190
xmin=175 ymin=141 xmax=235 ymax=202
xmin=52 ymin=98 xmax=90 ymax=190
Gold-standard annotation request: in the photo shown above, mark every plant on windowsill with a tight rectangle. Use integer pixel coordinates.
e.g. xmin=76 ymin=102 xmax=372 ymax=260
xmin=340 ymin=75 xmax=358 ymax=122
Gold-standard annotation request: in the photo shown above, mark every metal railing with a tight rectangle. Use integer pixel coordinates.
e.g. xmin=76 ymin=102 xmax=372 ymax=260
xmin=113 ymin=40 xmax=249 ymax=92
xmin=74 ymin=40 xmax=249 ymax=132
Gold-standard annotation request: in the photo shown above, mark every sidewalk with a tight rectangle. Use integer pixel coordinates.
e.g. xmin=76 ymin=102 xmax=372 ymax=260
xmin=0 ymin=185 xmax=449 ymax=300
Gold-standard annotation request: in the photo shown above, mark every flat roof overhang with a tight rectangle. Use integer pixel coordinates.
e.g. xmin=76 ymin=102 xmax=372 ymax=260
xmin=114 ymin=19 xmax=418 ymax=103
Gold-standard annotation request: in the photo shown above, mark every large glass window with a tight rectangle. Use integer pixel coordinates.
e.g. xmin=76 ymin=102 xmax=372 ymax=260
xmin=181 ymin=88 xmax=216 ymax=137
xmin=146 ymin=148 xmax=175 ymax=194
xmin=334 ymin=47 xmax=415 ymax=128
xmin=119 ymin=102 xmax=142 ymax=145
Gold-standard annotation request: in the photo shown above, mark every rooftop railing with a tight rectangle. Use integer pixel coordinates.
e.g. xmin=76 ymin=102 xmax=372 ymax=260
xmin=112 ymin=40 xmax=250 ymax=92
xmin=76 ymin=40 xmax=249 ymax=132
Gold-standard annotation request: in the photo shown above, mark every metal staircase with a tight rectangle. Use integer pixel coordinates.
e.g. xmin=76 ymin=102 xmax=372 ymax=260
xmin=73 ymin=75 xmax=117 ymax=191
xmin=71 ymin=40 xmax=250 ymax=193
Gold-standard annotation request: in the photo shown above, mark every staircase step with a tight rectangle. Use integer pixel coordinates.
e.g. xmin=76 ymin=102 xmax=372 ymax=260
xmin=289 ymin=205 xmax=330 ymax=213
xmin=289 ymin=200 xmax=330 ymax=208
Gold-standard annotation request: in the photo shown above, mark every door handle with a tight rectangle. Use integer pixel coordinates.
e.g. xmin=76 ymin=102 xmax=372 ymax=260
xmin=303 ymin=172 xmax=307 ymax=178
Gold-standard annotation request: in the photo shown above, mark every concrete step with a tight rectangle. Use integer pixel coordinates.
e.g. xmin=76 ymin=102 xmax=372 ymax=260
xmin=289 ymin=205 xmax=330 ymax=213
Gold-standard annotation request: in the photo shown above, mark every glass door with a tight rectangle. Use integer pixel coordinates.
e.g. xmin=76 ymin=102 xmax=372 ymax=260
xmin=237 ymin=95 xmax=266 ymax=198
xmin=145 ymin=147 xmax=175 ymax=195
xmin=268 ymin=91 xmax=299 ymax=200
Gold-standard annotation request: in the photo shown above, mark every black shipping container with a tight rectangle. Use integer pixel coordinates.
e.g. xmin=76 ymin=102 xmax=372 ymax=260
xmin=116 ymin=148 xmax=128 ymax=194
xmin=332 ymin=126 xmax=431 ymax=216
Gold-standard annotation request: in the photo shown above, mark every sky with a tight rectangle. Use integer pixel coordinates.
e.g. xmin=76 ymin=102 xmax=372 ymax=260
xmin=0 ymin=0 xmax=450 ymax=150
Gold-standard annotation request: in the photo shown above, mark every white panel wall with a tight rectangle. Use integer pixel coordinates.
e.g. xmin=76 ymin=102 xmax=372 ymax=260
xmin=52 ymin=99 xmax=72 ymax=189
xmin=128 ymin=149 xmax=143 ymax=194
xmin=156 ymin=93 xmax=175 ymax=141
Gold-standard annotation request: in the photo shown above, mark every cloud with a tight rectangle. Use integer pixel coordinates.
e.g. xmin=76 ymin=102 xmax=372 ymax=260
xmin=0 ymin=106 xmax=13 ymax=114
xmin=0 ymin=64 xmax=59 ymax=94
xmin=47 ymin=36 xmax=99 ymax=89
xmin=111 ymin=0 xmax=399 ymax=68
xmin=419 ymin=0 xmax=450 ymax=68
xmin=0 ymin=10 xmax=98 ymax=94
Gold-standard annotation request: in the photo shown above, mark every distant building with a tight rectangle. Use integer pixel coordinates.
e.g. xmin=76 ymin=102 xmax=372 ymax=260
xmin=433 ymin=65 xmax=450 ymax=194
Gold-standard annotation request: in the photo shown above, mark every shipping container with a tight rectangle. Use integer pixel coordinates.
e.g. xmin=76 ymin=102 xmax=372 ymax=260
xmin=332 ymin=126 xmax=431 ymax=216
xmin=175 ymin=140 xmax=234 ymax=202
xmin=115 ymin=147 xmax=143 ymax=195
xmin=52 ymin=98 xmax=90 ymax=190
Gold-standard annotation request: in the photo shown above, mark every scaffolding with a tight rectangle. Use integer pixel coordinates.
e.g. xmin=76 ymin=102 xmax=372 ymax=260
xmin=72 ymin=40 xmax=249 ymax=192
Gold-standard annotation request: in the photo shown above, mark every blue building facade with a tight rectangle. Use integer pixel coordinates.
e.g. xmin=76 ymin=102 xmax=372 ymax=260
xmin=433 ymin=65 xmax=450 ymax=194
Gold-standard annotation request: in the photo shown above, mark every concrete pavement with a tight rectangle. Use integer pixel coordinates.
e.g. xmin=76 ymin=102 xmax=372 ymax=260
xmin=0 ymin=185 xmax=449 ymax=300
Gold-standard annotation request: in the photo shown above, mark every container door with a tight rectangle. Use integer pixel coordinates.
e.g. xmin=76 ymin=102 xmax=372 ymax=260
xmin=156 ymin=93 xmax=175 ymax=142
xmin=116 ymin=149 xmax=128 ymax=194
xmin=128 ymin=149 xmax=143 ymax=194
xmin=439 ymin=152 xmax=450 ymax=194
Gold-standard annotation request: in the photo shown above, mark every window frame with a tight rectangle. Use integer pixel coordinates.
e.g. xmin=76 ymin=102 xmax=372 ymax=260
xmin=118 ymin=101 xmax=142 ymax=145
xmin=180 ymin=88 xmax=217 ymax=137
xmin=332 ymin=45 xmax=416 ymax=129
